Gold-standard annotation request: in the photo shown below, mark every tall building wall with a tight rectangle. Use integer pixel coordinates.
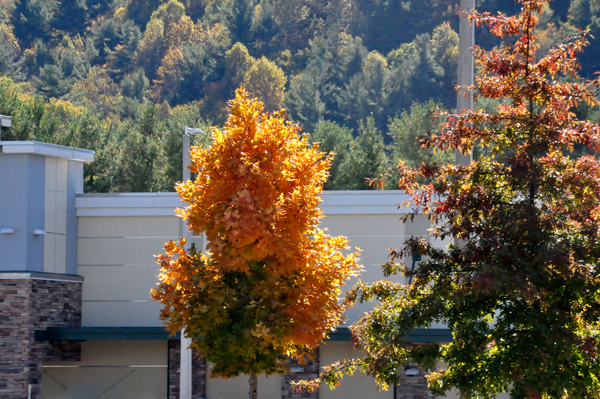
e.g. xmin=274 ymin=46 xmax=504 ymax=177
xmin=0 ymin=141 xmax=93 ymax=399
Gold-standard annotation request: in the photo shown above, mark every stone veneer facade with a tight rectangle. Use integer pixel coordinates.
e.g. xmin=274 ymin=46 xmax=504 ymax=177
xmin=164 ymin=346 xmax=436 ymax=399
xmin=166 ymin=344 xmax=321 ymax=399
xmin=0 ymin=278 xmax=82 ymax=399
xmin=396 ymin=361 xmax=436 ymax=399
xmin=168 ymin=340 xmax=207 ymax=399
xmin=282 ymin=350 xmax=320 ymax=399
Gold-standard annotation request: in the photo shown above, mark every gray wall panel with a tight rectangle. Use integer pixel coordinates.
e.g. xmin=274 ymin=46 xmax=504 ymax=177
xmin=65 ymin=160 xmax=84 ymax=274
xmin=0 ymin=154 xmax=46 ymax=271
xmin=26 ymin=154 xmax=46 ymax=271
xmin=0 ymin=154 xmax=29 ymax=270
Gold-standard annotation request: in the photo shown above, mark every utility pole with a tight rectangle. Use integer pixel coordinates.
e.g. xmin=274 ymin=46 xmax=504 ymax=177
xmin=181 ymin=126 xmax=205 ymax=399
xmin=456 ymin=0 xmax=475 ymax=167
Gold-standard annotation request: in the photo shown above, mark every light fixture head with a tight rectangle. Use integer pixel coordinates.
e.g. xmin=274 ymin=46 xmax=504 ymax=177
xmin=33 ymin=229 xmax=46 ymax=235
xmin=0 ymin=115 xmax=11 ymax=128
xmin=185 ymin=126 xmax=205 ymax=136
xmin=1 ymin=227 xmax=15 ymax=234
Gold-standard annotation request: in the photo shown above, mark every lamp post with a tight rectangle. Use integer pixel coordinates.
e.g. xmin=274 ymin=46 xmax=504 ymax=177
xmin=181 ymin=125 xmax=205 ymax=399
xmin=0 ymin=115 xmax=12 ymax=142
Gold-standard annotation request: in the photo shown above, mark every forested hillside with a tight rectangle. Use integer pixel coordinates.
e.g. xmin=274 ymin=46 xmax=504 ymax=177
xmin=0 ymin=0 xmax=596 ymax=191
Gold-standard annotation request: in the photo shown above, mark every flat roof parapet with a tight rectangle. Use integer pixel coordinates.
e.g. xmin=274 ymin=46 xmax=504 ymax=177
xmin=0 ymin=141 xmax=95 ymax=162
xmin=76 ymin=190 xmax=413 ymax=217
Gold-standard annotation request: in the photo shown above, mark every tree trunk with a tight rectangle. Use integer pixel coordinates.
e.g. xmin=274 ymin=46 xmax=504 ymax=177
xmin=249 ymin=373 xmax=258 ymax=399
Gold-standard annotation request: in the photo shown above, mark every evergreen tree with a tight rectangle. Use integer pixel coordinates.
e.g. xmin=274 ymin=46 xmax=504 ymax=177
xmin=124 ymin=0 xmax=166 ymax=28
xmin=110 ymin=104 xmax=162 ymax=192
xmin=10 ymin=0 xmax=58 ymax=48
xmin=120 ymin=67 xmax=149 ymax=100
xmin=308 ymin=120 xmax=353 ymax=190
xmin=285 ymin=64 xmax=328 ymax=133
xmin=89 ymin=18 xmax=123 ymax=66
xmin=338 ymin=50 xmax=390 ymax=132
xmin=335 ymin=117 xmax=388 ymax=190
xmin=34 ymin=64 xmax=72 ymax=98
xmin=51 ymin=0 xmax=88 ymax=35
xmin=388 ymin=100 xmax=452 ymax=170
xmin=0 ymin=23 xmax=25 ymax=81
xmin=564 ymin=0 xmax=600 ymax=79
xmin=286 ymin=28 xmax=367 ymax=129
xmin=106 ymin=19 xmax=142 ymax=77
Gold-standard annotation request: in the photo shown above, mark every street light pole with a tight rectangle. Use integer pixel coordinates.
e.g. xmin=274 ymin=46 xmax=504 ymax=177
xmin=181 ymin=125 xmax=205 ymax=399
xmin=456 ymin=0 xmax=475 ymax=167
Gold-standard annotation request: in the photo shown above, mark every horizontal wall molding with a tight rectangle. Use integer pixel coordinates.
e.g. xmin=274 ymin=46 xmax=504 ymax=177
xmin=76 ymin=191 xmax=414 ymax=217
xmin=0 ymin=271 xmax=84 ymax=282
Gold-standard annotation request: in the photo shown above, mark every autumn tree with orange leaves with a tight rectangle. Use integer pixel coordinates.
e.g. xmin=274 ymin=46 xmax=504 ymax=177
xmin=151 ymin=88 xmax=361 ymax=399
xmin=294 ymin=1 xmax=600 ymax=398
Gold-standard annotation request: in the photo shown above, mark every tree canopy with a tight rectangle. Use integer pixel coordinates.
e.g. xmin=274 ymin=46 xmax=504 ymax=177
xmin=1 ymin=0 xmax=598 ymax=192
xmin=151 ymin=89 xmax=362 ymax=380
xmin=295 ymin=1 xmax=600 ymax=397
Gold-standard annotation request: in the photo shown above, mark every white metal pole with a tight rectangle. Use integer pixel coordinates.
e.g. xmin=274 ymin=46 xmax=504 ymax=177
xmin=456 ymin=0 xmax=475 ymax=167
xmin=180 ymin=128 xmax=193 ymax=399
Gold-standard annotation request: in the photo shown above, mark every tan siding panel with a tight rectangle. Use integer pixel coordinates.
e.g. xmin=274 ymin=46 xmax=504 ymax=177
xmin=78 ymin=237 xmax=173 ymax=266
xmin=321 ymin=214 xmax=406 ymax=236
xmin=82 ymin=301 xmax=164 ymax=327
xmin=343 ymin=236 xmax=405 ymax=265
xmin=80 ymin=265 xmax=161 ymax=301
xmin=404 ymin=214 xmax=431 ymax=236
xmin=320 ymin=341 xmax=392 ymax=399
xmin=78 ymin=216 xmax=181 ymax=238
xmin=41 ymin=341 xmax=167 ymax=399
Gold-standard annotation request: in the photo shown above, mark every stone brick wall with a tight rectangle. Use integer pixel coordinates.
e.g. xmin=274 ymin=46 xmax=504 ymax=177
xmin=282 ymin=349 xmax=319 ymax=399
xmin=168 ymin=340 xmax=207 ymax=399
xmin=396 ymin=361 xmax=435 ymax=399
xmin=0 ymin=278 xmax=82 ymax=399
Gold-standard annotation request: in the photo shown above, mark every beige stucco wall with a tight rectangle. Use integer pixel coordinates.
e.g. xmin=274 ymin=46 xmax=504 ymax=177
xmin=320 ymin=341 xmax=393 ymax=399
xmin=40 ymin=341 xmax=168 ymax=399
xmin=320 ymin=213 xmax=429 ymax=325
xmin=76 ymin=192 xmax=423 ymax=328
xmin=77 ymin=215 xmax=204 ymax=327
xmin=434 ymin=362 xmax=510 ymax=399
xmin=67 ymin=191 xmax=515 ymax=399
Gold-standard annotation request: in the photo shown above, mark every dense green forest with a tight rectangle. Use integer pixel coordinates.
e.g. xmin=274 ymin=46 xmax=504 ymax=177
xmin=0 ymin=0 xmax=597 ymax=192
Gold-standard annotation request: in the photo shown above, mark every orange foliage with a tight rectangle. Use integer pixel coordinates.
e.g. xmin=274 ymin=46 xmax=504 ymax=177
xmin=152 ymin=88 xmax=361 ymax=377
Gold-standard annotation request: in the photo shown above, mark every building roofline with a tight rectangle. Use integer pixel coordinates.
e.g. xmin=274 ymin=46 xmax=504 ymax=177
xmin=0 ymin=141 xmax=95 ymax=162
xmin=75 ymin=191 xmax=415 ymax=217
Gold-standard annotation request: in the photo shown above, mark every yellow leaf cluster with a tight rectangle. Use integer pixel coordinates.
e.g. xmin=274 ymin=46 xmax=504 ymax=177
xmin=242 ymin=57 xmax=287 ymax=112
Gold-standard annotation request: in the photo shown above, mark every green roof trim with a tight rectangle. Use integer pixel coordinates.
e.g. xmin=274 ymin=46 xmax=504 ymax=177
xmin=34 ymin=327 xmax=180 ymax=341
xmin=35 ymin=327 xmax=452 ymax=343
